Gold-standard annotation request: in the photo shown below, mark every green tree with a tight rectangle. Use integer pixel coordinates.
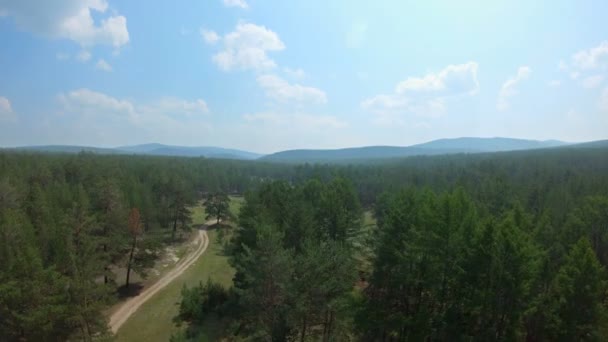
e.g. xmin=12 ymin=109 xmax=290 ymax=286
xmin=125 ymin=208 xmax=142 ymax=288
xmin=290 ymin=239 xmax=356 ymax=341
xmin=547 ymin=238 xmax=607 ymax=341
xmin=62 ymin=186 xmax=111 ymax=340
xmin=233 ymin=224 xmax=294 ymax=340
xmin=94 ymin=180 xmax=127 ymax=284
xmin=204 ymin=192 xmax=231 ymax=225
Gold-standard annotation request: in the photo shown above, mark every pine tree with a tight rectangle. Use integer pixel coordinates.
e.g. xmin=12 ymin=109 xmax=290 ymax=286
xmin=290 ymin=239 xmax=356 ymax=341
xmin=125 ymin=208 xmax=142 ymax=288
xmin=232 ymin=224 xmax=295 ymax=340
xmin=547 ymin=238 xmax=606 ymax=341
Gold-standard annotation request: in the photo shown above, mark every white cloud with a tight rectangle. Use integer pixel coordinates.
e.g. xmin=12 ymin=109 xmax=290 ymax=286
xmin=0 ymin=96 xmax=16 ymax=121
xmin=497 ymin=66 xmax=531 ymax=111
xmin=210 ymin=23 xmax=285 ymax=71
xmin=58 ymin=88 xmax=136 ymax=120
xmin=244 ymin=112 xmax=346 ymax=129
xmin=283 ymin=67 xmax=306 ymax=79
xmin=140 ymin=97 xmax=209 ymax=117
xmin=58 ymin=89 xmax=209 ymax=120
xmin=581 ymin=75 xmax=604 ymax=89
xmin=95 ymin=58 xmax=112 ymax=72
xmin=362 ymin=97 xmax=445 ymax=125
xmin=572 ymin=41 xmax=608 ymax=70
xmin=200 ymin=28 xmax=219 ymax=44
xmin=548 ymin=80 xmax=561 ymax=87
xmin=53 ymin=89 xmax=211 ymax=145
xmin=0 ymin=0 xmax=129 ymax=49
xmin=361 ymin=62 xmax=478 ymax=124
xmin=396 ymin=62 xmax=479 ymax=95
xmin=234 ymin=111 xmax=356 ymax=153
xmin=222 ymin=0 xmax=248 ymax=9
xmin=361 ymin=94 xmax=408 ymax=111
xmin=600 ymin=88 xmax=608 ymax=112
xmin=76 ymin=50 xmax=91 ymax=62
xmin=257 ymin=74 xmax=327 ymax=105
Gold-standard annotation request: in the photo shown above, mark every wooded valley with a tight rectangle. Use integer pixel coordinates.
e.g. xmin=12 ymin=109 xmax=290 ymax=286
xmin=1 ymin=147 xmax=608 ymax=341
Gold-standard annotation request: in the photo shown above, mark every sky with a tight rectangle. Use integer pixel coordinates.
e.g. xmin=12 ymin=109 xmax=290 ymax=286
xmin=0 ymin=0 xmax=607 ymax=154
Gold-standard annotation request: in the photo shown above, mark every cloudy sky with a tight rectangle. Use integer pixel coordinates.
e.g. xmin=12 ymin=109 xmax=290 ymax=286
xmin=0 ymin=0 xmax=607 ymax=153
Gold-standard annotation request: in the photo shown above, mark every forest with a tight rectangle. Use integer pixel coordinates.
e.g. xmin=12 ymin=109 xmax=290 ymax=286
xmin=1 ymin=147 xmax=608 ymax=341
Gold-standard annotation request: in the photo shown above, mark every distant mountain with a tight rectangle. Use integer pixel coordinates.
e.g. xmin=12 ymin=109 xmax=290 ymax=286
xmin=8 ymin=143 xmax=262 ymax=160
xmin=12 ymin=145 xmax=122 ymax=154
xmin=564 ymin=139 xmax=608 ymax=149
xmin=261 ymin=137 xmax=571 ymax=163
xmin=410 ymin=137 xmax=568 ymax=152
xmin=116 ymin=144 xmax=262 ymax=159
xmin=9 ymin=138 xmax=602 ymax=163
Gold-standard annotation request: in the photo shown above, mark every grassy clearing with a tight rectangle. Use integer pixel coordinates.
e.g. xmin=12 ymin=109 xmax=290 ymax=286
xmin=114 ymin=230 xmax=233 ymax=342
xmin=229 ymin=195 xmax=245 ymax=218
xmin=354 ymin=211 xmax=377 ymax=275
xmin=114 ymin=200 xmax=238 ymax=342
xmin=362 ymin=210 xmax=376 ymax=231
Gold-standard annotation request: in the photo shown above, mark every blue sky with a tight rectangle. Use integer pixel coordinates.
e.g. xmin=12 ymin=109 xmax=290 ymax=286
xmin=0 ymin=0 xmax=607 ymax=153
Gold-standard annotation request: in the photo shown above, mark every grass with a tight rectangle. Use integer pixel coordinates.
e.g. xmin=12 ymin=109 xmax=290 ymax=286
xmin=362 ymin=210 xmax=377 ymax=231
xmin=229 ymin=195 xmax=245 ymax=218
xmin=114 ymin=200 xmax=237 ymax=342
xmin=354 ymin=211 xmax=377 ymax=275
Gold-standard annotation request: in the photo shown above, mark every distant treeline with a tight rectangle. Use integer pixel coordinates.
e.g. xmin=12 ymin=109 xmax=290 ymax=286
xmin=1 ymin=148 xmax=608 ymax=340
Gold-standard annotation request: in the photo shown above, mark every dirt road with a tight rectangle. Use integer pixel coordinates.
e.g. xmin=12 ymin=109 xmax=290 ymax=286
xmin=109 ymin=222 xmax=212 ymax=334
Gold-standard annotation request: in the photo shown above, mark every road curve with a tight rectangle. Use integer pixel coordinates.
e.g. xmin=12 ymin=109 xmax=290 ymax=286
xmin=109 ymin=222 xmax=212 ymax=334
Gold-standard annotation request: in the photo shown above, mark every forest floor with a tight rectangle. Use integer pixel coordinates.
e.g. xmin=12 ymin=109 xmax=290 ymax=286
xmin=109 ymin=221 xmax=212 ymax=333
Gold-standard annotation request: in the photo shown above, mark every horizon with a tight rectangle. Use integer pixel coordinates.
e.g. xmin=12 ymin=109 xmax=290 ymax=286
xmin=4 ymin=135 xmax=594 ymax=155
xmin=1 ymin=1 xmax=608 ymax=153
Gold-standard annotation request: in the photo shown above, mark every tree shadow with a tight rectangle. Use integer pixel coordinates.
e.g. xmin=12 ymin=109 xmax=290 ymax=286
xmin=116 ymin=283 xmax=145 ymax=299
xmin=205 ymin=222 xmax=231 ymax=231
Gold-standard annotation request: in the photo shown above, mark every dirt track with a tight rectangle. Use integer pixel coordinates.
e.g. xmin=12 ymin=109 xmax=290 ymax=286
xmin=109 ymin=222 xmax=212 ymax=333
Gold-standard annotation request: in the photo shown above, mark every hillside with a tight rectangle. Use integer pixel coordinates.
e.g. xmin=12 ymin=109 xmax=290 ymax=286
xmin=261 ymin=137 xmax=571 ymax=163
xmin=8 ymin=144 xmax=262 ymax=160
xmin=117 ymin=144 xmax=262 ymax=159
xmin=411 ymin=137 xmax=567 ymax=151
xmin=12 ymin=145 xmax=123 ymax=154
xmin=10 ymin=138 xmax=604 ymax=163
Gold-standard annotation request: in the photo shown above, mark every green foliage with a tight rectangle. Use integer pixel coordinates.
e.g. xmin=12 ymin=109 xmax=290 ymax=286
xmin=175 ymin=279 xmax=232 ymax=325
xmin=548 ymin=238 xmax=607 ymax=340
xmin=2 ymin=147 xmax=608 ymax=340
xmin=203 ymin=192 xmax=231 ymax=225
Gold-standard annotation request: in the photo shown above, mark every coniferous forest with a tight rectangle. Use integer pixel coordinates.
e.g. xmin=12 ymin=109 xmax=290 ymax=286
xmin=1 ymin=147 xmax=608 ymax=341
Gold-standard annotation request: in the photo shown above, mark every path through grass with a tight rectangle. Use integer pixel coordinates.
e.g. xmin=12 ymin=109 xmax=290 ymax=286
xmin=114 ymin=201 xmax=236 ymax=342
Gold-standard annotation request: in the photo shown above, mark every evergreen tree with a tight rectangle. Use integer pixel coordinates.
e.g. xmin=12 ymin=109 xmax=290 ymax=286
xmin=233 ymin=224 xmax=295 ymax=341
xmin=204 ymin=192 xmax=231 ymax=225
xmin=547 ymin=238 xmax=607 ymax=341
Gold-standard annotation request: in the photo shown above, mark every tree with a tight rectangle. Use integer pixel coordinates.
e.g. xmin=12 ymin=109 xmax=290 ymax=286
xmin=125 ymin=208 xmax=142 ymax=288
xmin=0 ymin=206 xmax=73 ymax=340
xmin=170 ymin=181 xmax=193 ymax=240
xmin=318 ymin=178 xmax=362 ymax=241
xmin=63 ymin=186 xmax=111 ymax=340
xmin=547 ymin=238 xmax=607 ymax=341
xmin=289 ymin=239 xmax=356 ymax=341
xmin=232 ymin=224 xmax=294 ymax=340
xmin=204 ymin=192 xmax=231 ymax=225
xmin=94 ymin=180 xmax=127 ymax=284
